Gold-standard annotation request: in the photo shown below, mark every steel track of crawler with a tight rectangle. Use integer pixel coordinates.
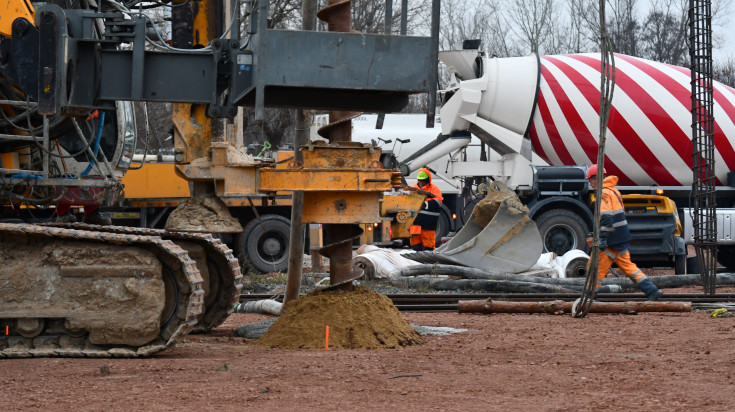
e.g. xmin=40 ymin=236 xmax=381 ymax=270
xmin=48 ymin=223 xmax=243 ymax=332
xmin=0 ymin=223 xmax=204 ymax=358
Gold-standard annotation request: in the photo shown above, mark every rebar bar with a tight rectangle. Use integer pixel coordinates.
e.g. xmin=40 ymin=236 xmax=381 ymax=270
xmin=688 ymin=0 xmax=718 ymax=295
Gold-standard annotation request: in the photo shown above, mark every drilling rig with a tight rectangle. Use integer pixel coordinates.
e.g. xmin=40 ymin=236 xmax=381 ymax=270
xmin=0 ymin=0 xmax=438 ymax=357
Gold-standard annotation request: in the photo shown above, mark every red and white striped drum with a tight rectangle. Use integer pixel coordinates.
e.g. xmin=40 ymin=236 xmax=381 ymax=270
xmin=529 ymin=53 xmax=735 ymax=186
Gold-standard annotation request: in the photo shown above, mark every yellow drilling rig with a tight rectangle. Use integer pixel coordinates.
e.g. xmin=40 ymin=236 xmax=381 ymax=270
xmin=0 ymin=0 xmax=439 ymax=357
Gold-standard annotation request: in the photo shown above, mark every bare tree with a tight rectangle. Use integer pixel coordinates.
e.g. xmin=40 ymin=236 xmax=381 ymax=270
xmin=607 ymin=0 xmax=640 ymax=55
xmin=505 ymin=0 xmax=556 ymax=54
xmin=238 ymin=0 xmax=302 ymax=148
xmin=637 ymin=0 xmax=731 ymax=65
xmin=349 ymin=0 xmax=388 ymax=33
xmin=485 ymin=8 xmax=525 ymax=57
xmin=268 ymin=0 xmax=302 ymax=29
xmin=310 ymin=0 xmax=429 ymax=34
xmin=564 ymin=0 xmax=597 ymax=53
xmin=714 ymin=56 xmax=735 ymax=88
xmin=438 ymin=0 xmax=498 ymax=51
xmin=242 ymin=108 xmax=295 ymax=149
xmin=134 ymin=103 xmax=173 ymax=155
xmin=638 ymin=8 xmax=687 ymax=65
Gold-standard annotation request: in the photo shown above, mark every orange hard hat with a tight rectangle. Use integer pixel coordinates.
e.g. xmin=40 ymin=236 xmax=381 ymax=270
xmin=586 ymin=164 xmax=606 ymax=180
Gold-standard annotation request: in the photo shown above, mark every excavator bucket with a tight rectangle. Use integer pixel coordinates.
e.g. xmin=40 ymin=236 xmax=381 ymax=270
xmin=433 ymin=181 xmax=542 ymax=273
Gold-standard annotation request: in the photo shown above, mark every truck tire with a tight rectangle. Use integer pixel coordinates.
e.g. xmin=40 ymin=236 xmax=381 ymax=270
xmin=435 ymin=207 xmax=451 ymax=248
xmin=535 ymin=209 xmax=588 ymax=255
xmin=238 ymin=215 xmax=291 ymax=274
xmin=674 ymin=253 xmax=686 ymax=275
xmin=717 ymin=246 xmax=735 ymax=271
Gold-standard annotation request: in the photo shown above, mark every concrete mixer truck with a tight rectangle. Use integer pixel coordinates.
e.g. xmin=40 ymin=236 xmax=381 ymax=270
xmin=397 ymin=46 xmax=735 ymax=272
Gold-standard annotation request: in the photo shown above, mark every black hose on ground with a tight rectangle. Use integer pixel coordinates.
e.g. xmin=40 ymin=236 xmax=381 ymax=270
xmin=387 ymin=264 xmax=735 ymax=293
xmin=388 ymin=264 xmax=578 ymax=293
xmin=390 ymin=276 xmax=578 ymax=293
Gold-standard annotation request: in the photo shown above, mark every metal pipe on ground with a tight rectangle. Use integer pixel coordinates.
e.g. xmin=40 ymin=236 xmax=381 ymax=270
xmin=235 ymin=299 xmax=283 ymax=316
xmin=389 ymin=265 xmax=735 ymax=293
xmin=458 ymin=299 xmax=692 ymax=314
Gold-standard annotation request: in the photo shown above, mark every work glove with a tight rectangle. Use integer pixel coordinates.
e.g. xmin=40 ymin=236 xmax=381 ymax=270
xmin=598 ymin=236 xmax=607 ymax=250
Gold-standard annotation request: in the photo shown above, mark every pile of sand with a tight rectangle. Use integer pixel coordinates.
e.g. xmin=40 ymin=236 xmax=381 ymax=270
xmin=255 ymin=287 xmax=423 ymax=349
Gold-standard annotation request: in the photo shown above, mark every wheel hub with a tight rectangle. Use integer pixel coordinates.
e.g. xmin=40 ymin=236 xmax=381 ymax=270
xmin=546 ymin=225 xmax=576 ymax=253
xmin=262 ymin=237 xmax=282 ymax=256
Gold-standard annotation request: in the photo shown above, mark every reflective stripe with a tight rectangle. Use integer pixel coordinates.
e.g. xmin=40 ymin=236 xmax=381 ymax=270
xmin=612 ymin=220 xmax=628 ymax=227
xmin=603 ymin=249 xmax=616 ymax=260
xmin=632 ymin=272 xmax=646 ymax=283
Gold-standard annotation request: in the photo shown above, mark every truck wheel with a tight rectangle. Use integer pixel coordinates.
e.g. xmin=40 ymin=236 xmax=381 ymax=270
xmin=717 ymin=246 xmax=735 ymax=271
xmin=674 ymin=253 xmax=686 ymax=275
xmin=238 ymin=215 xmax=291 ymax=274
xmin=435 ymin=207 xmax=451 ymax=248
xmin=535 ymin=209 xmax=588 ymax=255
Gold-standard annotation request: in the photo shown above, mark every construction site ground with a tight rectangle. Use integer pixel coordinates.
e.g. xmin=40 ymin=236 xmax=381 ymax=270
xmin=3 ymin=282 xmax=735 ymax=411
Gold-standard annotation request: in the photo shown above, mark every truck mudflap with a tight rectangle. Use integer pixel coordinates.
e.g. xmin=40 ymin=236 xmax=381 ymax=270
xmin=408 ymin=182 xmax=543 ymax=274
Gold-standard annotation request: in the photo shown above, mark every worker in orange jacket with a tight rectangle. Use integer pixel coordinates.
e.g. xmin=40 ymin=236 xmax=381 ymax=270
xmin=587 ymin=164 xmax=663 ymax=301
xmin=410 ymin=168 xmax=443 ymax=251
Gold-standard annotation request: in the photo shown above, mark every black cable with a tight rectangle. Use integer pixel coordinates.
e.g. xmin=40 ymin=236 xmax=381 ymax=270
xmin=123 ymin=0 xmax=198 ymax=9
xmin=127 ymin=103 xmax=154 ymax=170
xmin=23 ymin=107 xmax=99 ymax=159
xmin=574 ymin=1 xmax=616 ymax=318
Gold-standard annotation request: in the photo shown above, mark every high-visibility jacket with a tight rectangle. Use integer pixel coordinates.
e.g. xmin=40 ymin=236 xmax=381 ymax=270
xmin=411 ymin=168 xmax=443 ymax=231
xmin=598 ymin=176 xmax=631 ymax=249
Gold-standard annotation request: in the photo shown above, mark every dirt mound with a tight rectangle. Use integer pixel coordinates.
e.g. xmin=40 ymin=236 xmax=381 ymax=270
xmin=255 ymin=287 xmax=423 ymax=349
xmin=164 ymin=197 xmax=241 ymax=233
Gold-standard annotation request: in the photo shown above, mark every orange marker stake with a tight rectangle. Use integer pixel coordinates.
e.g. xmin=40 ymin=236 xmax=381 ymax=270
xmin=5 ymin=325 xmax=8 ymax=335
xmin=324 ymin=325 xmax=331 ymax=350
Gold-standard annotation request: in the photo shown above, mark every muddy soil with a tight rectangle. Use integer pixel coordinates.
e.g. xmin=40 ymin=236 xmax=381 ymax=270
xmin=164 ymin=197 xmax=241 ymax=233
xmin=472 ymin=182 xmax=528 ymax=227
xmin=3 ymin=287 xmax=735 ymax=411
xmin=257 ymin=287 xmax=422 ymax=349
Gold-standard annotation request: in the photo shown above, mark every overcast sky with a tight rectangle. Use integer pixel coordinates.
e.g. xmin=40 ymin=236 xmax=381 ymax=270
xmin=714 ymin=13 xmax=734 ymax=61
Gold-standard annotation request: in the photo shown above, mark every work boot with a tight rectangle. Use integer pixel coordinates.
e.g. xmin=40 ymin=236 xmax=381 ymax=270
xmin=637 ymin=278 xmax=663 ymax=301
xmin=83 ymin=210 xmax=112 ymax=226
xmin=55 ymin=213 xmax=77 ymax=223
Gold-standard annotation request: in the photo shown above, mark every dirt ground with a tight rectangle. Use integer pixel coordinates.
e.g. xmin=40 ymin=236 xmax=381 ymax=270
xmin=3 ymin=288 xmax=735 ymax=411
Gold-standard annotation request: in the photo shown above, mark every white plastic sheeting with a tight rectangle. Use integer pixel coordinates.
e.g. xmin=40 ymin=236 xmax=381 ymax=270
xmin=531 ymin=250 xmax=590 ymax=279
xmin=355 ymin=245 xmax=420 ymax=278
xmin=356 ymin=245 xmax=589 ymax=279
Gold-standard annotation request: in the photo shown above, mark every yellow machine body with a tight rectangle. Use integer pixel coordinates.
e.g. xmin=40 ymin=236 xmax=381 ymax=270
xmin=591 ymin=193 xmax=682 ymax=236
xmin=0 ymin=0 xmax=35 ymax=36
